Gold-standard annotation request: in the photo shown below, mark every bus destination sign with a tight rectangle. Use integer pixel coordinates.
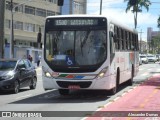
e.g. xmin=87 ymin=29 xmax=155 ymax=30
xmin=55 ymin=19 xmax=98 ymax=26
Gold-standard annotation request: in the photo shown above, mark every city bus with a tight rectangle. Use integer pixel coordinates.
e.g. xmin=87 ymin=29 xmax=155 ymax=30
xmin=42 ymin=15 xmax=139 ymax=95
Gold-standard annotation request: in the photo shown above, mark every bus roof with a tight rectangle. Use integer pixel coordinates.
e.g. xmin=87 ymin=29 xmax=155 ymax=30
xmin=46 ymin=14 xmax=138 ymax=34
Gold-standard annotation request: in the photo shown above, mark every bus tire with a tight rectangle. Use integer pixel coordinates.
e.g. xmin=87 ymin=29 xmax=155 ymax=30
xmin=128 ymin=66 xmax=134 ymax=86
xmin=58 ymin=89 xmax=69 ymax=95
xmin=110 ymin=69 xmax=119 ymax=95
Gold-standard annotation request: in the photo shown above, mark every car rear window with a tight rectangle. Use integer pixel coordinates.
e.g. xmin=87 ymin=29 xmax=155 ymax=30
xmin=0 ymin=61 xmax=17 ymax=70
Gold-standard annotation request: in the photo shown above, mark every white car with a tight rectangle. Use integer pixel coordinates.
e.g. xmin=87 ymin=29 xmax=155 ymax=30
xmin=139 ymin=55 xmax=148 ymax=64
xmin=147 ymin=55 xmax=157 ymax=63
xmin=139 ymin=56 xmax=142 ymax=65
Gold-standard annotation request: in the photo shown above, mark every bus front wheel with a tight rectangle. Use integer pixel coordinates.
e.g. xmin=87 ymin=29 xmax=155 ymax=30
xmin=58 ymin=89 xmax=69 ymax=95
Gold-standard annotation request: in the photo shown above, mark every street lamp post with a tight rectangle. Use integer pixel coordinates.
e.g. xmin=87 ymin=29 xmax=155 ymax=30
xmin=10 ymin=0 xmax=32 ymax=58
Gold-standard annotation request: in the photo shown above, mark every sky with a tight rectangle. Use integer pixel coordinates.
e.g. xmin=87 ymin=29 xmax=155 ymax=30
xmin=87 ymin=0 xmax=160 ymax=41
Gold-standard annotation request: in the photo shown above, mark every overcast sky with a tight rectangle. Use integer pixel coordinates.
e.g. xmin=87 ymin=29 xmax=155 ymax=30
xmin=87 ymin=0 xmax=160 ymax=41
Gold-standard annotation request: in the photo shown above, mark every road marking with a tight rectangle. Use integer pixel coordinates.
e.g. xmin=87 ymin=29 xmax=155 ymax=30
xmin=15 ymin=94 xmax=32 ymax=100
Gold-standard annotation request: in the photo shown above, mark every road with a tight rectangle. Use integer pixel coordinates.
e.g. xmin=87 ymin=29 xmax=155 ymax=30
xmin=0 ymin=63 xmax=160 ymax=120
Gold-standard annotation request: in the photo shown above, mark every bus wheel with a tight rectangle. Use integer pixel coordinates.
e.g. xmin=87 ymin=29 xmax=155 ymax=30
xmin=13 ymin=80 xmax=20 ymax=94
xmin=110 ymin=70 xmax=119 ymax=95
xmin=128 ymin=67 xmax=134 ymax=86
xmin=110 ymin=86 xmax=117 ymax=95
xmin=58 ymin=89 xmax=69 ymax=95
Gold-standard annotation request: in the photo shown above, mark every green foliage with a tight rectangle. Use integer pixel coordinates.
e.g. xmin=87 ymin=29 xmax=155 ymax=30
xmin=124 ymin=0 xmax=151 ymax=29
xmin=158 ymin=16 xmax=160 ymax=29
xmin=150 ymin=34 xmax=160 ymax=54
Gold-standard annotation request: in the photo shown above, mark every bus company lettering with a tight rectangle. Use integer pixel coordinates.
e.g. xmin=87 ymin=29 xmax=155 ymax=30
xmin=117 ymin=57 xmax=125 ymax=63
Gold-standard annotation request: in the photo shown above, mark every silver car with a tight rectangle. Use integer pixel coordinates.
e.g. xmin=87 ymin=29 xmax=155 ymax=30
xmin=139 ymin=55 xmax=148 ymax=64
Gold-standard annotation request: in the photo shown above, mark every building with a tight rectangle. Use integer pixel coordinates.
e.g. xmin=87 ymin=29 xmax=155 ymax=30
xmin=147 ymin=27 xmax=160 ymax=53
xmin=3 ymin=0 xmax=87 ymax=62
xmin=61 ymin=0 xmax=86 ymax=15
xmin=5 ymin=0 xmax=61 ymax=61
xmin=147 ymin=27 xmax=160 ymax=42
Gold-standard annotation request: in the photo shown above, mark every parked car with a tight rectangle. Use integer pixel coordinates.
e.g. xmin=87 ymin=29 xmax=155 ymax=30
xmin=0 ymin=59 xmax=37 ymax=93
xmin=147 ymin=55 xmax=157 ymax=63
xmin=139 ymin=55 xmax=148 ymax=64
xmin=139 ymin=56 xmax=142 ymax=65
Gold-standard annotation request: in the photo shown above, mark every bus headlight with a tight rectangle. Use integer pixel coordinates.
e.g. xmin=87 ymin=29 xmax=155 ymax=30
xmin=42 ymin=66 xmax=52 ymax=78
xmin=97 ymin=67 xmax=108 ymax=79
xmin=45 ymin=72 xmax=52 ymax=78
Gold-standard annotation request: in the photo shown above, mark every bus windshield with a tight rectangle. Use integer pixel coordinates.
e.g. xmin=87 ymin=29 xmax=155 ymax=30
xmin=44 ymin=18 xmax=107 ymax=72
xmin=45 ymin=30 xmax=107 ymax=63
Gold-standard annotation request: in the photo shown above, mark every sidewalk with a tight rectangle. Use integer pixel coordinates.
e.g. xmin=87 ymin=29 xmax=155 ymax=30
xmin=85 ymin=75 xmax=160 ymax=120
xmin=32 ymin=62 xmax=41 ymax=70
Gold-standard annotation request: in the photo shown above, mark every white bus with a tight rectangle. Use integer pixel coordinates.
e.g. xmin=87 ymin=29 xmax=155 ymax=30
xmin=42 ymin=15 xmax=139 ymax=95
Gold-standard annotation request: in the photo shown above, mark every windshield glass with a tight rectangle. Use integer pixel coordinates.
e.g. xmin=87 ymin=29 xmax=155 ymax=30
xmin=140 ymin=56 xmax=146 ymax=58
xmin=0 ymin=61 xmax=16 ymax=71
xmin=45 ymin=30 xmax=107 ymax=66
xmin=147 ymin=56 xmax=154 ymax=57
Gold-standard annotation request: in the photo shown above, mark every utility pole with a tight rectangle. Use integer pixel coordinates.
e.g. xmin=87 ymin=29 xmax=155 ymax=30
xmin=10 ymin=0 xmax=14 ymax=58
xmin=100 ymin=0 xmax=102 ymax=15
xmin=139 ymin=29 xmax=143 ymax=54
xmin=0 ymin=0 xmax=5 ymax=58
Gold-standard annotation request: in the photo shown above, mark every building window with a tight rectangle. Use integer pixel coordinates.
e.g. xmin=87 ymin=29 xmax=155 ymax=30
xmin=73 ymin=1 xmax=85 ymax=14
xmin=14 ymin=3 xmax=23 ymax=13
xmin=47 ymin=10 xmax=55 ymax=16
xmin=6 ymin=1 xmax=11 ymax=10
xmin=56 ymin=12 xmax=60 ymax=15
xmin=14 ymin=21 xmax=23 ymax=30
xmin=5 ymin=19 xmax=10 ymax=29
xmin=25 ymin=6 xmax=35 ymax=15
xmin=47 ymin=0 xmax=56 ymax=3
xmin=36 ymin=8 xmax=46 ymax=17
xmin=24 ymin=23 xmax=35 ymax=32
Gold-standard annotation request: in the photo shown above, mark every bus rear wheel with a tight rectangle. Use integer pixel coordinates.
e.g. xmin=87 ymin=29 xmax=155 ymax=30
xmin=58 ymin=89 xmax=69 ymax=95
xmin=110 ymin=69 xmax=119 ymax=95
xmin=128 ymin=67 xmax=134 ymax=86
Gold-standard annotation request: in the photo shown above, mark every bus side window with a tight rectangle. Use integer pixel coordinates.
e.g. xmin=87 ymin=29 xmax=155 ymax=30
xmin=129 ymin=32 xmax=131 ymax=50
xmin=121 ymin=29 xmax=124 ymax=50
xmin=125 ymin=31 xmax=128 ymax=50
xmin=131 ymin=33 xmax=135 ymax=50
xmin=109 ymin=31 xmax=115 ymax=54
xmin=114 ymin=26 xmax=119 ymax=51
xmin=118 ymin=28 xmax=121 ymax=50
xmin=136 ymin=35 xmax=139 ymax=51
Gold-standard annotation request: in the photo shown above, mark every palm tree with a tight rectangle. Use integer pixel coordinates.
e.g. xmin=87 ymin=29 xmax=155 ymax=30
xmin=124 ymin=0 xmax=151 ymax=29
xmin=158 ymin=16 xmax=160 ymax=29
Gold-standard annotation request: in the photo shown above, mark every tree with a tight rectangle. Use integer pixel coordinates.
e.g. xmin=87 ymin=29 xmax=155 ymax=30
xmin=151 ymin=34 xmax=160 ymax=54
xmin=124 ymin=0 xmax=151 ymax=29
xmin=158 ymin=16 xmax=160 ymax=29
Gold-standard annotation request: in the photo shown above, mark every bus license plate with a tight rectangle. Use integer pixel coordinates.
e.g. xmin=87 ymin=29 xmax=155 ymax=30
xmin=68 ymin=85 xmax=80 ymax=89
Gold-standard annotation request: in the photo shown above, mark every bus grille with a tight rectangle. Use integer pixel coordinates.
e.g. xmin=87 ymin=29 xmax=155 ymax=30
xmin=56 ymin=81 xmax=92 ymax=88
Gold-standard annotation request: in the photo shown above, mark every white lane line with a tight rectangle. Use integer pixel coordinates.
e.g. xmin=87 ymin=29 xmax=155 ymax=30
xmin=15 ymin=94 xmax=32 ymax=100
